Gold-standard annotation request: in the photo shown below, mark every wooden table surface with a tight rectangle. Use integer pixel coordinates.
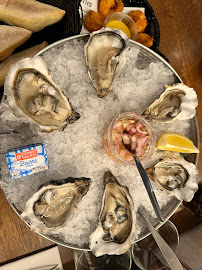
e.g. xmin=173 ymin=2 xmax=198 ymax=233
xmin=0 ymin=0 xmax=201 ymax=268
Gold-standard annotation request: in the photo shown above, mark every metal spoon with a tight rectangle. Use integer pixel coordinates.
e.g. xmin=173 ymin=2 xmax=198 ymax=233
xmin=122 ymin=139 xmax=164 ymax=222
xmin=138 ymin=209 xmax=183 ymax=270
xmin=0 ymin=123 xmax=35 ymax=140
xmin=0 ymin=129 xmax=26 ymax=139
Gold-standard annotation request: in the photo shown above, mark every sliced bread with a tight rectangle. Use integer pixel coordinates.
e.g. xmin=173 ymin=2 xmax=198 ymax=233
xmin=0 ymin=0 xmax=65 ymax=32
xmin=0 ymin=25 xmax=32 ymax=61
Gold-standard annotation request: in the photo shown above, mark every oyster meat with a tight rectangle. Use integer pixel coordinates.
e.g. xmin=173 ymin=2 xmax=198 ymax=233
xmin=90 ymin=171 xmax=136 ymax=256
xmin=143 ymin=83 xmax=198 ymax=122
xmin=4 ymin=56 xmax=80 ymax=132
xmin=21 ymin=177 xmax=91 ymax=231
xmin=146 ymin=153 xmax=198 ymax=202
xmin=84 ymin=27 xmax=129 ymax=97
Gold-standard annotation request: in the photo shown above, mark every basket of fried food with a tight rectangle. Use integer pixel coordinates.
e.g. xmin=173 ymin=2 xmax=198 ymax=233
xmin=84 ymin=0 xmax=155 ymax=48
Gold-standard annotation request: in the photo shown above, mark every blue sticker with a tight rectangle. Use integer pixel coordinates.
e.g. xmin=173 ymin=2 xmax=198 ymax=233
xmin=6 ymin=144 xmax=48 ymax=180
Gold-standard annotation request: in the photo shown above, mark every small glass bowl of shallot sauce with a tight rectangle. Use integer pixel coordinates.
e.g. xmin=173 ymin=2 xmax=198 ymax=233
xmin=103 ymin=112 xmax=155 ymax=167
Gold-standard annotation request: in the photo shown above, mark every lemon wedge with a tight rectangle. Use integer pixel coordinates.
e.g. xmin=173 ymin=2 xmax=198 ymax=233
xmin=106 ymin=20 xmax=131 ymax=38
xmin=157 ymin=133 xmax=199 ymax=153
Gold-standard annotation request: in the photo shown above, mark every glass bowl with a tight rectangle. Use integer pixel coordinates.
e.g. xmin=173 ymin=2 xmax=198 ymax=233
xmin=104 ymin=12 xmax=137 ymax=40
xmin=75 ymin=250 xmax=132 ymax=270
xmin=103 ymin=112 xmax=155 ymax=167
xmin=131 ymin=220 xmax=179 ymax=270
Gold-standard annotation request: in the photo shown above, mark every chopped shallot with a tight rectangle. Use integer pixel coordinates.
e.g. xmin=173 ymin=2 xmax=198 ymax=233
xmin=112 ymin=118 xmax=150 ymax=161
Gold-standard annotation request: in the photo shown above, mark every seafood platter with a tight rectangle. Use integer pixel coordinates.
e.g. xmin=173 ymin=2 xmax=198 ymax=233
xmin=0 ymin=0 xmax=200 ymax=258
xmin=0 ymin=26 xmax=199 ymax=256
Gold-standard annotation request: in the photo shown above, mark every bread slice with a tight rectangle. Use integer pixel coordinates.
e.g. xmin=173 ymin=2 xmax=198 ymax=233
xmin=0 ymin=25 xmax=32 ymax=61
xmin=0 ymin=41 xmax=48 ymax=87
xmin=0 ymin=0 xmax=65 ymax=32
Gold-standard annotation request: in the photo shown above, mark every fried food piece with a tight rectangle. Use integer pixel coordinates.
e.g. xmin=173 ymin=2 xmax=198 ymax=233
xmin=84 ymin=10 xmax=105 ymax=32
xmin=98 ymin=0 xmax=124 ymax=17
xmin=128 ymin=10 xmax=147 ymax=33
xmin=136 ymin=33 xmax=154 ymax=48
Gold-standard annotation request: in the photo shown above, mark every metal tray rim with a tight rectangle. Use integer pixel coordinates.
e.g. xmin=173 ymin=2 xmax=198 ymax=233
xmin=3 ymin=33 xmax=200 ymax=251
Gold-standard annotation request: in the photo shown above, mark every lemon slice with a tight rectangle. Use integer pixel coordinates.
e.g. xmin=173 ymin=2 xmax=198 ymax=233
xmin=106 ymin=20 xmax=131 ymax=39
xmin=157 ymin=133 xmax=199 ymax=153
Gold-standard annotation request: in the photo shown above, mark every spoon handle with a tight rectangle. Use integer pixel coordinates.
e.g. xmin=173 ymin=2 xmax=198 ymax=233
xmin=139 ymin=212 xmax=183 ymax=270
xmin=134 ymin=155 xmax=164 ymax=222
xmin=0 ymin=130 xmax=26 ymax=139
xmin=0 ymin=130 xmax=16 ymax=135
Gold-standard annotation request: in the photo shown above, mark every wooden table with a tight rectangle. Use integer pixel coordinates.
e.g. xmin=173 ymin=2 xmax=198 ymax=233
xmin=0 ymin=0 xmax=201 ymax=268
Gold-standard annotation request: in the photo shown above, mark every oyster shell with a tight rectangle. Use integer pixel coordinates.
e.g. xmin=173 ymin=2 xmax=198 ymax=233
xmin=90 ymin=171 xmax=136 ymax=256
xmin=143 ymin=83 xmax=198 ymax=122
xmin=146 ymin=153 xmax=198 ymax=202
xmin=4 ymin=56 xmax=80 ymax=132
xmin=84 ymin=27 xmax=129 ymax=97
xmin=21 ymin=177 xmax=91 ymax=231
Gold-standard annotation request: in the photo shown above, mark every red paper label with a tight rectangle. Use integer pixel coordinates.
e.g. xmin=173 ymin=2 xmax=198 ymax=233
xmin=15 ymin=149 xmax=38 ymax=161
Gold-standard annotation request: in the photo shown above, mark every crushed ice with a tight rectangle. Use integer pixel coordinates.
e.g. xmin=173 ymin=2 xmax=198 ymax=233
xmin=0 ymin=40 xmax=191 ymax=248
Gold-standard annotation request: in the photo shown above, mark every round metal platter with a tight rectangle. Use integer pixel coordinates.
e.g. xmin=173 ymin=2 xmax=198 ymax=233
xmin=4 ymin=34 xmax=200 ymax=251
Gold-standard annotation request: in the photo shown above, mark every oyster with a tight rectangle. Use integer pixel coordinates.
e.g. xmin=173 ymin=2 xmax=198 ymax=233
xmin=21 ymin=177 xmax=91 ymax=231
xmin=90 ymin=171 xmax=136 ymax=256
xmin=84 ymin=27 xmax=129 ymax=97
xmin=143 ymin=83 xmax=198 ymax=122
xmin=4 ymin=56 xmax=80 ymax=132
xmin=146 ymin=153 xmax=198 ymax=202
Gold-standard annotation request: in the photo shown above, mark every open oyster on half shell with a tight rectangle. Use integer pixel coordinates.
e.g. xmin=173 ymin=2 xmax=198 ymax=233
xmin=146 ymin=153 xmax=198 ymax=202
xmin=21 ymin=177 xmax=91 ymax=233
xmin=84 ymin=27 xmax=129 ymax=97
xmin=143 ymin=83 xmax=198 ymax=122
xmin=90 ymin=171 xmax=136 ymax=257
xmin=4 ymin=56 xmax=80 ymax=132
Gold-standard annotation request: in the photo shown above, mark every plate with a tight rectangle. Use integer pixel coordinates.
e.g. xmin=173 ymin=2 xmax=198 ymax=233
xmin=0 ymin=34 xmax=199 ymax=251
